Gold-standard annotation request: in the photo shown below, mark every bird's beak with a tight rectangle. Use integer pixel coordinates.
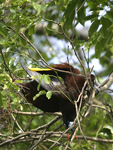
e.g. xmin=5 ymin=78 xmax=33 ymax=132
xmin=29 ymin=68 xmax=52 ymax=71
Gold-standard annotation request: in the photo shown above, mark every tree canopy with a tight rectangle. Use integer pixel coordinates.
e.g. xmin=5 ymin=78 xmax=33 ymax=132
xmin=0 ymin=0 xmax=113 ymax=149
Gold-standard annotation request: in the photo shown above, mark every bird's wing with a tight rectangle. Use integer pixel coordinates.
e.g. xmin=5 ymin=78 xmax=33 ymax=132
xmin=21 ymin=63 xmax=66 ymax=97
xmin=21 ymin=80 xmax=61 ymax=112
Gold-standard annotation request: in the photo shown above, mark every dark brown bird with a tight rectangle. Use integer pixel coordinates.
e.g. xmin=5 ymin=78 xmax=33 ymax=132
xmin=21 ymin=63 xmax=95 ymax=139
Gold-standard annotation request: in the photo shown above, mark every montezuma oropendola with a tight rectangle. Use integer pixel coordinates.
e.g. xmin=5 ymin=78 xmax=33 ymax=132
xmin=21 ymin=63 xmax=95 ymax=140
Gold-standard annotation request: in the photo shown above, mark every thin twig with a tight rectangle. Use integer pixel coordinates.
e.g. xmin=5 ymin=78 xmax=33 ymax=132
xmin=11 ymin=113 xmax=24 ymax=133
xmin=0 ymin=50 xmax=14 ymax=81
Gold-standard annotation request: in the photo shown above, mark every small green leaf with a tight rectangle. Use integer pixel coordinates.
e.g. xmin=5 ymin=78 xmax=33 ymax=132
xmin=33 ymin=90 xmax=46 ymax=101
xmin=95 ymin=40 xmax=101 ymax=58
xmin=47 ymin=1 xmax=55 ymax=7
xmin=42 ymin=74 xmax=50 ymax=84
xmin=0 ymin=23 xmax=7 ymax=37
xmin=19 ymin=36 xmax=26 ymax=46
xmin=108 ymin=24 xmax=113 ymax=31
xmin=46 ymin=91 xmax=52 ymax=99
xmin=62 ymin=0 xmax=77 ymax=30
xmin=1 ymin=74 xmax=12 ymax=82
xmin=101 ymin=17 xmax=112 ymax=37
xmin=73 ymin=39 xmax=85 ymax=48
xmin=11 ymin=83 xmax=20 ymax=91
xmin=100 ymin=37 xmax=107 ymax=48
xmin=16 ymin=20 xmax=21 ymax=33
xmin=2 ymin=98 xmax=7 ymax=109
xmin=100 ymin=125 xmax=113 ymax=139
xmin=28 ymin=25 xmax=35 ymax=35
xmin=15 ymin=80 xmax=23 ymax=83
xmin=37 ymin=79 xmax=41 ymax=91
xmin=78 ymin=40 xmax=85 ymax=46
xmin=103 ymin=125 xmax=113 ymax=134
xmin=32 ymin=2 xmax=42 ymax=15
xmin=106 ymin=11 xmax=113 ymax=22
xmin=31 ymin=75 xmax=43 ymax=91
xmin=10 ymin=8 xmax=15 ymax=13
xmin=64 ymin=10 xmax=75 ymax=29
xmin=3 ymin=84 xmax=9 ymax=90
xmin=77 ymin=3 xmax=85 ymax=25
xmin=9 ymin=58 xmax=15 ymax=67
xmin=89 ymin=20 xmax=100 ymax=37
xmin=31 ymin=75 xmax=42 ymax=80
xmin=9 ymin=84 xmax=13 ymax=92
xmin=1 ymin=92 xmax=7 ymax=109
xmin=73 ymin=39 xmax=78 ymax=46
xmin=75 ymin=44 xmax=80 ymax=51
xmin=84 ymin=14 xmax=98 ymax=21
xmin=106 ymin=32 xmax=113 ymax=44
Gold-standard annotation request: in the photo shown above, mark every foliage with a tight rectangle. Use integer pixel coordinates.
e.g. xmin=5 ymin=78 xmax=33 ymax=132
xmin=0 ymin=0 xmax=113 ymax=149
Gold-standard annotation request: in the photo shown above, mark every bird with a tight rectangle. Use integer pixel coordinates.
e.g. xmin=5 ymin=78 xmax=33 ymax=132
xmin=20 ymin=63 xmax=95 ymax=140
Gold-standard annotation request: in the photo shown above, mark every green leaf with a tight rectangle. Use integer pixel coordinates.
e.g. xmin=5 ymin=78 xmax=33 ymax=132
xmin=32 ymin=2 xmax=42 ymax=15
xmin=9 ymin=58 xmax=15 ymax=68
xmin=46 ymin=91 xmax=52 ymax=99
xmin=0 ymin=74 xmax=12 ymax=83
xmin=19 ymin=36 xmax=26 ymax=46
xmin=28 ymin=25 xmax=35 ymax=35
xmin=103 ymin=125 xmax=113 ymax=134
xmin=78 ymin=40 xmax=85 ymax=46
xmin=31 ymin=75 xmax=43 ymax=91
xmin=8 ymin=84 xmax=13 ymax=93
xmin=64 ymin=10 xmax=75 ymax=29
xmin=100 ymin=37 xmax=107 ymax=48
xmin=100 ymin=125 xmax=113 ymax=139
xmin=16 ymin=20 xmax=21 ymax=33
xmin=11 ymin=83 xmax=20 ymax=91
xmin=106 ymin=10 xmax=113 ymax=22
xmin=31 ymin=75 xmax=42 ymax=80
xmin=33 ymin=90 xmax=46 ymax=101
xmin=73 ymin=39 xmax=85 ymax=49
xmin=77 ymin=1 xmax=85 ymax=25
xmin=84 ymin=14 xmax=98 ymax=21
xmin=10 ymin=8 xmax=16 ymax=13
xmin=15 ymin=80 xmax=23 ymax=83
xmin=101 ymin=17 xmax=112 ymax=37
xmin=1 ymin=92 xmax=7 ymax=109
xmin=95 ymin=39 xmax=101 ymax=58
xmin=2 ymin=98 xmax=7 ymax=109
xmin=108 ymin=24 xmax=113 ymax=31
xmin=63 ymin=0 xmax=78 ymax=29
xmin=47 ymin=1 xmax=55 ymax=7
xmin=106 ymin=32 xmax=113 ymax=44
xmin=64 ymin=0 xmax=77 ymax=18
xmin=89 ymin=20 xmax=100 ymax=37
xmin=73 ymin=39 xmax=78 ymax=46
xmin=42 ymin=74 xmax=50 ymax=84
xmin=0 ymin=23 xmax=7 ymax=37
xmin=37 ymin=79 xmax=41 ymax=91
